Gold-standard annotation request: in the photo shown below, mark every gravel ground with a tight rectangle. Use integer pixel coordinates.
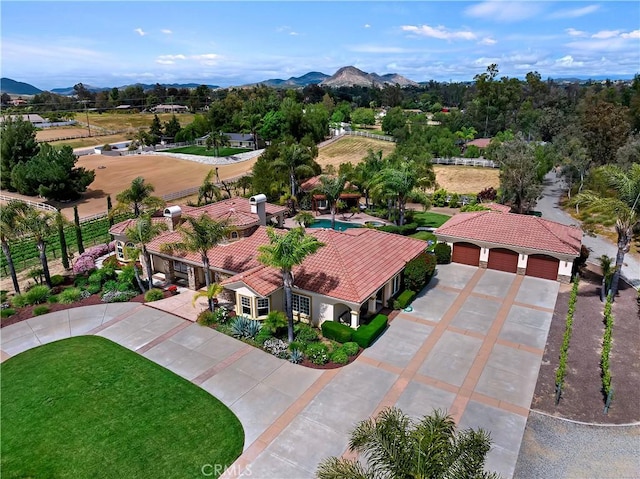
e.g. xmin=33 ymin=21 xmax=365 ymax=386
xmin=514 ymin=411 xmax=640 ymax=479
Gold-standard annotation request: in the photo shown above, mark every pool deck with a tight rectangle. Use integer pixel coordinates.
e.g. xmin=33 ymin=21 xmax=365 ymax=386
xmin=283 ymin=211 xmax=391 ymax=229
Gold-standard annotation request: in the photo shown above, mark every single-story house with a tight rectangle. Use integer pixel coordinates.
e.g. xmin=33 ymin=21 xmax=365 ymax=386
xmin=0 ymin=114 xmax=46 ymax=126
xmin=300 ymin=176 xmax=361 ymax=214
xmin=466 ymin=138 xmax=492 ymax=149
xmin=435 ymin=210 xmax=582 ymax=282
xmin=151 ymin=104 xmax=189 ymax=113
xmin=196 ymin=132 xmax=263 ymax=150
xmin=110 ymin=195 xmax=427 ymax=328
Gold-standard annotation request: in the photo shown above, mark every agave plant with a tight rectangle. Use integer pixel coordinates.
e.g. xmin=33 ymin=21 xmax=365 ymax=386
xmin=289 ymin=349 xmax=304 ymax=364
xmin=245 ymin=319 xmax=263 ymax=339
xmin=231 ymin=315 xmax=252 ymax=337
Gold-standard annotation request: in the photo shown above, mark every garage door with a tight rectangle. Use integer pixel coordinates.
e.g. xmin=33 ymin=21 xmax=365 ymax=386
xmin=487 ymin=248 xmax=518 ymax=273
xmin=452 ymin=242 xmax=481 ymax=266
xmin=526 ymin=254 xmax=559 ymax=280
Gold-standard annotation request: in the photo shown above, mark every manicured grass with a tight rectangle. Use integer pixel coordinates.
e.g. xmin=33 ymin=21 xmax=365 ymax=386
xmin=409 ymin=231 xmax=437 ymax=242
xmin=1 ymin=336 xmax=244 ymax=479
xmin=413 ymin=211 xmax=451 ymax=228
xmin=164 ymin=145 xmax=251 ymax=157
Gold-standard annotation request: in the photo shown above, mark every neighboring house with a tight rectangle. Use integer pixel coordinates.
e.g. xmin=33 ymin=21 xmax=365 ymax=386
xmin=110 ymin=195 xmax=427 ymax=328
xmin=299 ymin=175 xmax=361 ymax=214
xmin=435 ymin=210 xmax=582 ymax=282
xmin=196 ymin=132 xmax=263 ymax=150
xmin=151 ymin=104 xmax=189 ymax=113
xmin=466 ymin=138 xmax=492 ymax=149
xmin=0 ymin=114 xmax=46 ymax=126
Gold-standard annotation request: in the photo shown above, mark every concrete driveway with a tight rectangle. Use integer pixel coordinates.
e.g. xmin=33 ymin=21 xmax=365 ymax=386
xmin=1 ymin=264 xmax=559 ymax=478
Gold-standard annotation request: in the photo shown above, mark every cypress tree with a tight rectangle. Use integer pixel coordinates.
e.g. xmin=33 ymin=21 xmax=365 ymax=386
xmin=57 ymin=210 xmax=70 ymax=270
xmin=107 ymin=195 xmax=114 ymax=227
xmin=74 ymin=205 xmax=84 ymax=254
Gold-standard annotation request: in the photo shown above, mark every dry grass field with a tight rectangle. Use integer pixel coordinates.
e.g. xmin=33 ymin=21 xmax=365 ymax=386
xmin=84 ymin=112 xmax=194 ymax=131
xmin=432 ymin=165 xmax=499 ymax=194
xmin=316 ymin=136 xmax=396 ymax=169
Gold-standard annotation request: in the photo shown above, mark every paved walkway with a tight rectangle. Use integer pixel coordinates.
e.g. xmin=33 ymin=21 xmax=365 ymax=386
xmin=1 ymin=264 xmax=559 ymax=478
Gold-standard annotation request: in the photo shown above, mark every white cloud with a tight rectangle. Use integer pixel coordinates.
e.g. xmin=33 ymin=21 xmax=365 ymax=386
xmin=134 ymin=28 xmax=146 ymax=37
xmin=479 ymin=37 xmax=497 ymax=45
xmin=290 ymin=31 xmax=299 ymax=36
xmin=155 ymin=53 xmax=219 ymax=66
xmin=349 ymin=44 xmax=409 ymax=54
xmin=566 ymin=28 xmax=587 ymax=37
xmin=621 ymin=30 xmax=640 ymax=39
xmin=464 ymin=1 xmax=541 ymax=22
xmin=364 ymin=24 xmax=371 ymax=28
xmin=592 ymin=30 xmax=621 ymax=39
xmin=556 ymin=55 xmax=584 ymax=67
xmin=401 ymin=24 xmax=476 ymax=41
xmin=161 ymin=29 xmax=172 ymax=35
xmin=548 ymin=5 xmax=600 ymax=19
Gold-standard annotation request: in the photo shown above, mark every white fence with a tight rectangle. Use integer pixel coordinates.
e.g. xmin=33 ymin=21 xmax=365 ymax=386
xmin=0 ymin=194 xmax=57 ymax=212
xmin=432 ymin=157 xmax=497 ymax=168
xmin=343 ymin=130 xmax=396 ymax=142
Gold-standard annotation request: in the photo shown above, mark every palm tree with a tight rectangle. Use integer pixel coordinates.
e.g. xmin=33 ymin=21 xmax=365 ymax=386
xmin=192 ymin=283 xmax=224 ymax=310
xmin=17 ymin=207 xmax=56 ymax=288
xmin=294 ymin=211 xmax=315 ymax=228
xmin=354 ymin=149 xmax=385 ymax=209
xmin=316 ymin=175 xmax=347 ymax=229
xmin=197 ymin=169 xmax=223 ymax=206
xmin=257 ymin=227 xmax=324 ymax=342
xmin=317 ymin=407 xmax=499 ymax=479
xmin=124 ymin=215 xmax=167 ymax=291
xmin=241 ymin=113 xmax=263 ymax=150
xmin=273 ymin=143 xmax=316 ymax=198
xmin=598 ymin=254 xmax=614 ymax=302
xmin=574 ymin=164 xmax=639 ymax=298
xmin=160 ymin=214 xmax=232 ymax=311
xmin=371 ymin=163 xmax=418 ymax=226
xmin=112 ymin=177 xmax=165 ymax=217
xmin=0 ymin=200 xmax=30 ymax=293
xmin=206 ymin=130 xmax=230 ymax=156
xmin=236 ymin=175 xmax=253 ymax=196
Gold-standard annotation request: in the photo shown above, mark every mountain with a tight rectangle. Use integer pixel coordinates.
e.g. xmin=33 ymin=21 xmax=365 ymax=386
xmin=250 ymin=71 xmax=330 ymax=88
xmin=319 ymin=66 xmax=418 ymax=88
xmin=50 ymin=85 xmax=110 ymax=95
xmin=0 ymin=78 xmax=43 ymax=95
xmin=50 ymin=82 xmax=219 ymax=96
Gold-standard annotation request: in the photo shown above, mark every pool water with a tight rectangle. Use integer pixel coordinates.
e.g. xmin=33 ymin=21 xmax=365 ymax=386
xmin=308 ymin=219 xmax=362 ymax=230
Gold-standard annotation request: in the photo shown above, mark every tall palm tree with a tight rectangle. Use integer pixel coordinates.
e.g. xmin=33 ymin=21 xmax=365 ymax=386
xmin=124 ymin=215 xmax=167 ymax=291
xmin=112 ymin=176 xmax=165 ymax=217
xmin=236 ymin=175 xmax=253 ymax=196
xmin=273 ymin=143 xmax=316 ymax=198
xmin=0 ymin=200 xmax=30 ymax=293
xmin=317 ymin=407 xmax=499 ymax=479
xmin=241 ymin=113 xmax=263 ymax=150
xmin=354 ymin=149 xmax=385 ymax=209
xmin=206 ymin=130 xmax=230 ymax=157
xmin=257 ymin=227 xmax=324 ymax=342
xmin=197 ymin=169 xmax=223 ymax=206
xmin=17 ymin=207 xmax=56 ymax=288
xmin=574 ymin=164 xmax=640 ymax=298
xmin=316 ymin=175 xmax=347 ymax=229
xmin=160 ymin=214 xmax=232 ymax=311
xmin=371 ymin=163 xmax=418 ymax=226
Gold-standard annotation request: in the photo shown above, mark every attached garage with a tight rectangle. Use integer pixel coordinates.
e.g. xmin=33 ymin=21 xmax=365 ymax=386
xmin=526 ymin=254 xmax=560 ymax=280
xmin=452 ymin=242 xmax=481 ymax=266
xmin=487 ymin=248 xmax=518 ymax=273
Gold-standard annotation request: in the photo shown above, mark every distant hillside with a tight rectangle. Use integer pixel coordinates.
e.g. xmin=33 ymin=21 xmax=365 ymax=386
xmin=50 ymin=85 xmax=110 ymax=95
xmin=50 ymin=82 xmax=219 ymax=96
xmin=251 ymin=71 xmax=329 ymax=88
xmin=0 ymin=78 xmax=43 ymax=95
xmin=320 ymin=66 xmax=418 ymax=88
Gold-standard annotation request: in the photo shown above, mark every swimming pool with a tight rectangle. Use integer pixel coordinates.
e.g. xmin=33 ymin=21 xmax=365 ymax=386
xmin=308 ymin=219 xmax=362 ymax=230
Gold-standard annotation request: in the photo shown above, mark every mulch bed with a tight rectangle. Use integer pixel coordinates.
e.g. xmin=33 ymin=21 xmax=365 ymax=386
xmin=532 ymin=264 xmax=640 ymax=424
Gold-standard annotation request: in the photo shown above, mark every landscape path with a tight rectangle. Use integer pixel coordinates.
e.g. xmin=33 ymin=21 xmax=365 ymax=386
xmin=1 ymin=264 xmax=563 ymax=478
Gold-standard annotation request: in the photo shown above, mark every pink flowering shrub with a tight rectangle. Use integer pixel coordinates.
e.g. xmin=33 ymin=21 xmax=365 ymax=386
xmin=72 ymin=242 xmax=115 ymax=274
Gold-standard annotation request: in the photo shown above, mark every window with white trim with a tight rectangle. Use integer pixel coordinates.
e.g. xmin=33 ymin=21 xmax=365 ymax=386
xmin=257 ymin=297 xmax=270 ymax=317
xmin=116 ymin=241 xmax=124 ymax=260
xmin=316 ymin=199 xmax=328 ymax=209
xmin=392 ymin=274 xmax=401 ymax=295
xmin=173 ymin=261 xmax=188 ymax=274
xmin=240 ymin=296 xmax=252 ymax=316
xmin=292 ymin=294 xmax=310 ymax=316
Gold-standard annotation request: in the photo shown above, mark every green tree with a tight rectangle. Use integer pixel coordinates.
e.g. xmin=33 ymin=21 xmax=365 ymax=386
xmin=206 ymin=130 xmax=230 ymax=156
xmin=73 ymin=205 xmax=84 ymax=254
xmin=124 ymin=215 xmax=168 ymax=291
xmin=371 ymin=163 xmax=418 ymax=226
xmin=0 ymin=116 xmax=40 ymax=190
xmin=191 ymin=283 xmax=224 ymax=310
xmin=294 ymin=211 xmax=315 ymax=227
xmin=112 ymin=177 xmax=165 ymax=217
xmin=316 ymin=175 xmax=347 ymax=229
xmin=148 ymin=114 xmax=163 ymax=145
xmin=10 ymin=143 xmax=95 ymax=201
xmin=381 ymin=106 xmax=406 ymax=135
xmin=197 ymin=169 xmax=223 ymax=206
xmin=163 ymin=115 xmax=181 ymax=140
xmin=0 ymin=200 xmax=30 ymax=293
xmin=16 ymin=207 xmax=56 ymax=288
xmin=316 ymin=407 xmax=499 ymax=479
xmin=353 ymin=149 xmax=386 ymax=208
xmin=257 ymin=227 xmax=324 ymax=343
xmin=273 ymin=142 xmax=316 ymax=197
xmin=160 ymin=215 xmax=232 ymax=311
xmin=580 ymin=96 xmax=630 ymax=166
xmin=351 ymin=107 xmax=376 ymax=128
xmin=56 ymin=210 xmax=70 ymax=270
xmin=241 ymin=113 xmax=263 ymax=150
xmin=259 ymin=110 xmax=285 ymax=141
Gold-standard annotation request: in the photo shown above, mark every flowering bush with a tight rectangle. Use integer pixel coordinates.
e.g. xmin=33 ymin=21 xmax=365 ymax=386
xmin=72 ymin=242 xmax=115 ymax=274
xmin=263 ymin=338 xmax=288 ymax=358
xmin=101 ymin=290 xmax=137 ymax=303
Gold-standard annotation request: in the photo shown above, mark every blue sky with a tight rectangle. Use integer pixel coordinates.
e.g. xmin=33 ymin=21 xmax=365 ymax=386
xmin=2 ymin=1 xmax=639 ymax=90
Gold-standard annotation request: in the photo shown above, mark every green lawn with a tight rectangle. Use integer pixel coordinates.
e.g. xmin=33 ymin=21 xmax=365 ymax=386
xmin=1 ymin=336 xmax=244 ymax=479
xmin=413 ymin=211 xmax=451 ymax=228
xmin=164 ymin=145 xmax=251 ymax=157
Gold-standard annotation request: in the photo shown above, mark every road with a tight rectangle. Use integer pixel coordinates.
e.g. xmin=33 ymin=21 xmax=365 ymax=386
xmin=536 ymin=172 xmax=639 ymax=287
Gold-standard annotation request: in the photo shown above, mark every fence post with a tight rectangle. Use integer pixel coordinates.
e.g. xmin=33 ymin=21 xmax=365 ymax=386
xmin=603 ymin=388 xmax=614 ymax=414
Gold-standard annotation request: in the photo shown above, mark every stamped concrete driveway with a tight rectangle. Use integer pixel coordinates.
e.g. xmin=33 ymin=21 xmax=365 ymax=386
xmin=1 ymin=263 xmax=559 ymax=479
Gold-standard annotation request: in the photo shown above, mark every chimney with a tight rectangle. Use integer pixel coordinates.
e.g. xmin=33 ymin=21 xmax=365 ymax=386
xmin=250 ymin=194 xmax=267 ymax=226
xmin=163 ymin=205 xmax=182 ymax=231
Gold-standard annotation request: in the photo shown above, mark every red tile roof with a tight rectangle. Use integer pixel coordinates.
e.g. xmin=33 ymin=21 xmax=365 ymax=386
xmin=183 ymin=198 xmax=287 ymax=227
xmin=435 ymin=211 xmax=582 ymax=256
xmin=483 ymin=202 xmax=511 ymax=213
xmin=149 ymin=225 xmax=427 ymax=304
xmin=109 ymin=217 xmax=166 ymax=236
xmin=466 ymin=138 xmax=491 ymax=148
xmin=300 ymin=175 xmax=358 ymax=193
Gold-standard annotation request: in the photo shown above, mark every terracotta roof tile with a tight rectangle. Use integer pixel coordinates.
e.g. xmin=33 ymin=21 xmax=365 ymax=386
xmin=109 ymin=217 xmax=165 ymax=236
xmin=435 ymin=211 xmax=582 ymax=255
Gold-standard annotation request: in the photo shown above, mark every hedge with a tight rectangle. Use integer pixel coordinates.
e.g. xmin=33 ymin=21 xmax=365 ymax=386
xmin=378 ymin=223 xmax=418 ymax=236
xmin=394 ymin=290 xmax=415 ymax=310
xmin=321 ymin=321 xmax=353 ymax=343
xmin=352 ymin=314 xmax=388 ymax=348
xmin=434 ymin=243 xmax=452 ymax=264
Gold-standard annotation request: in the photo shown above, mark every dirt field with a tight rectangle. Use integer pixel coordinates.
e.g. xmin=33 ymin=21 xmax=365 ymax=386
xmin=432 ymin=165 xmax=499 ymax=194
xmin=36 ymin=128 xmax=91 ymax=142
xmin=316 ymin=136 xmax=396 ymax=169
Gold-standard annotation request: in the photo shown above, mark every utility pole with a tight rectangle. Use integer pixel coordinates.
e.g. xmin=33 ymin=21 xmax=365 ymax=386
xmin=82 ymin=100 xmax=92 ymax=137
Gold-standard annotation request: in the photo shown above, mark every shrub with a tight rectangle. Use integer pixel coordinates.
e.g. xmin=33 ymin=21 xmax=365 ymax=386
xmin=264 ymin=311 xmax=287 ymax=334
xmin=48 ymin=294 xmax=59 ymax=304
xmin=10 ymin=294 xmax=29 ymax=308
xmin=352 ymin=314 xmax=388 ymax=348
xmin=306 ymin=342 xmax=329 ymax=365
xmin=212 ymin=306 xmax=230 ymax=324
xmin=255 ymin=327 xmax=274 ymax=346
xmin=197 ymin=310 xmax=217 ymax=326
xmin=101 ymin=290 xmax=137 ymax=303
xmin=33 ymin=305 xmax=50 ymax=316
xmin=263 ymin=338 xmax=289 ymax=358
xmin=330 ymin=348 xmax=349 ymax=365
xmin=144 ymin=289 xmax=165 ymax=302
xmin=449 ymin=193 xmax=460 ymax=208
xmin=393 ymin=290 xmax=416 ymax=310
xmin=378 ymin=223 xmax=418 ymax=236
xmin=87 ymin=283 xmax=102 ymax=295
xmin=404 ymin=252 xmax=437 ymax=291
xmin=342 ymin=342 xmax=360 ymax=357
xmin=0 ymin=290 xmax=7 ymax=303
xmin=58 ymin=287 xmax=83 ymax=304
xmin=460 ymin=204 xmax=489 ymax=212
xmin=464 ymin=144 xmax=481 ymax=158
xmin=80 ymin=289 xmax=91 ymax=300
xmin=434 ymin=243 xmax=452 ymax=264
xmin=321 ymin=321 xmax=353 ymax=343
xmin=74 ymin=276 xmax=89 ymax=288
xmin=294 ymin=323 xmax=320 ymax=344
xmin=50 ymin=275 xmax=65 ymax=287
xmin=25 ymin=285 xmax=51 ymax=305
xmin=102 ymin=280 xmax=119 ymax=292
xmin=88 ymin=271 xmax=103 ymax=285
xmin=289 ymin=349 xmax=304 ymax=364
xmin=230 ymin=315 xmax=262 ymax=339
xmin=73 ymin=255 xmax=96 ymax=274
xmin=289 ymin=340 xmax=305 ymax=352
xmin=1 ymin=308 xmax=16 ymax=318
xmin=117 ymin=265 xmax=140 ymax=292
xmin=432 ymin=189 xmax=449 ymax=207
xmin=477 ymin=186 xmax=497 ymax=202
